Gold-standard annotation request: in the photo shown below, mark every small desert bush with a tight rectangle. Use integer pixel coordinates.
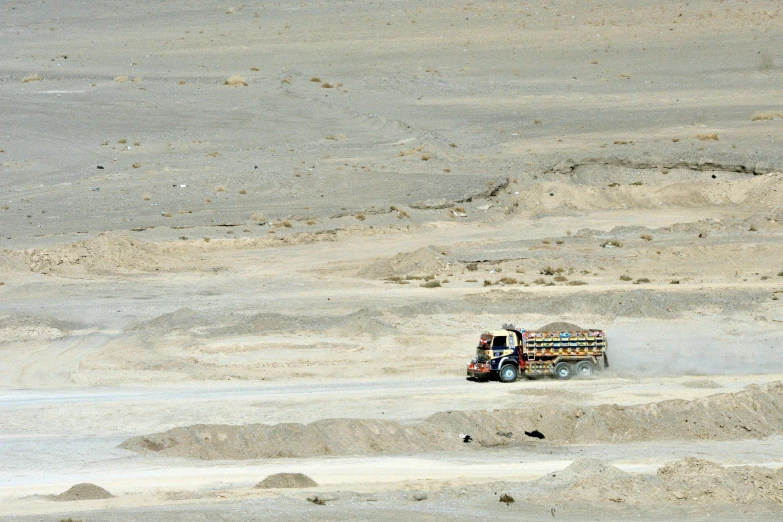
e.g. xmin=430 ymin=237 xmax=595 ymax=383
xmin=307 ymin=496 xmax=326 ymax=505
xmin=143 ymin=194 xmax=151 ymax=201
xmin=225 ymin=75 xmax=248 ymax=86
xmin=251 ymin=213 xmax=266 ymax=223
xmin=553 ymin=275 xmax=568 ymax=282
xmin=601 ymin=239 xmax=622 ymax=248
xmin=533 ymin=278 xmax=546 ymax=285
xmin=306 ymin=219 xmax=316 ymax=225
xmin=640 ymin=234 xmax=653 ymax=241
xmin=619 ymin=275 xmax=633 ymax=281
xmin=132 ymin=163 xmax=141 ymax=169
xmin=310 ymin=77 xmax=321 ymax=82
xmin=695 ymin=133 xmax=719 ymax=141
xmin=22 ymin=73 xmax=42 ymax=83
xmin=421 ymin=280 xmax=441 ymax=288
xmin=239 ymin=188 xmax=247 ymax=194
xmin=466 ymin=279 xmax=477 ymax=282
xmin=118 ymin=138 xmax=127 ymax=144
xmin=466 ymin=263 xmax=478 ymax=272
xmin=355 ymin=213 xmax=366 ymax=221
xmin=500 ymin=277 xmax=518 ymax=285
xmin=751 ymin=111 xmax=783 ymax=121
xmin=499 ymin=493 xmax=515 ymax=504
xmin=567 ymin=280 xmax=587 ymax=286
xmin=749 ymin=224 xmax=758 ymax=232
xmin=114 ymin=76 xmax=129 ymax=83
xmin=215 ymin=185 xmax=225 ymax=192
xmin=483 ymin=280 xmax=494 ymax=287
xmin=778 ymin=271 xmax=783 ymax=277
xmin=670 ymin=280 xmax=680 ymax=284
xmin=634 ymin=278 xmax=651 ymax=284
xmin=281 ymin=220 xmax=292 ymax=228
xmin=321 ymin=82 xmax=334 ymax=88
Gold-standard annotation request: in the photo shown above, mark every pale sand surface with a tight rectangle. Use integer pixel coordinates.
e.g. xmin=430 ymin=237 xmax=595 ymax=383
xmin=1 ymin=0 xmax=783 ymax=520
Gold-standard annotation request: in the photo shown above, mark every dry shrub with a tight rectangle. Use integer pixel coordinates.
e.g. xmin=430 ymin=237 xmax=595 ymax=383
xmin=355 ymin=213 xmax=366 ymax=221
xmin=206 ymin=151 xmax=220 ymax=157
xmin=670 ymin=280 xmax=680 ymax=284
xmin=306 ymin=220 xmax=316 ymax=225
xmin=696 ymin=133 xmax=719 ymax=141
xmin=310 ymin=77 xmax=321 ymax=82
xmin=239 ymin=189 xmax=247 ymax=194
xmin=421 ymin=154 xmax=431 ymax=161
xmin=500 ymin=277 xmax=518 ymax=285
xmin=533 ymin=278 xmax=546 ymax=285
xmin=601 ymin=240 xmax=622 ymax=248
xmin=553 ymin=275 xmax=568 ymax=282
xmin=281 ymin=221 xmax=292 ymax=228
xmin=114 ymin=76 xmax=129 ymax=83
xmin=619 ymin=275 xmax=633 ymax=281
xmin=640 ymin=234 xmax=653 ymax=241
xmin=133 ymin=77 xmax=142 ymax=83
xmin=499 ymin=493 xmax=515 ymax=504
xmin=178 ymin=80 xmax=187 ymax=85
xmin=215 ymin=186 xmax=225 ymax=192
xmin=614 ymin=140 xmax=629 ymax=145
xmin=225 ymin=75 xmax=248 ymax=86
xmin=749 ymin=224 xmax=758 ymax=232
xmin=161 ymin=212 xmax=172 ymax=218
xmin=118 ymin=138 xmax=127 ymax=144
xmin=250 ymin=67 xmax=260 ymax=71
xmin=134 ymin=141 xmax=141 ymax=146
xmin=321 ymin=82 xmax=334 ymax=88
xmin=251 ymin=213 xmax=266 ymax=223
xmin=143 ymin=194 xmax=151 ymax=201
xmin=131 ymin=163 xmax=141 ymax=169
xmin=751 ymin=111 xmax=783 ymax=121
xmin=421 ymin=280 xmax=441 ymax=288
xmin=22 ymin=73 xmax=42 ymax=83
xmin=567 ymin=280 xmax=587 ymax=286
xmin=466 ymin=263 xmax=478 ymax=272
xmin=634 ymin=277 xmax=651 ymax=284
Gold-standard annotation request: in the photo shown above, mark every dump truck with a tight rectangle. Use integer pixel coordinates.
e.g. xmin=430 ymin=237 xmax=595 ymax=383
xmin=466 ymin=324 xmax=608 ymax=382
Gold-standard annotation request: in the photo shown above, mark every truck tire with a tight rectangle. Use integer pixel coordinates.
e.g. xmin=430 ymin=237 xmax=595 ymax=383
xmin=499 ymin=365 xmax=518 ymax=383
xmin=554 ymin=362 xmax=572 ymax=380
xmin=575 ymin=360 xmax=595 ymax=378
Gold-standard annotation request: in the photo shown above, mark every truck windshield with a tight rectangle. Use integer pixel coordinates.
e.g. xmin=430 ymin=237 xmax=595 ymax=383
xmin=492 ymin=335 xmax=507 ymax=347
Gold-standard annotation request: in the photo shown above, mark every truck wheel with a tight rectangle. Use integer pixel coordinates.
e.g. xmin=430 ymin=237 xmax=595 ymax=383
xmin=575 ymin=361 xmax=595 ymax=378
xmin=554 ymin=362 xmax=572 ymax=380
xmin=499 ymin=365 xmax=518 ymax=383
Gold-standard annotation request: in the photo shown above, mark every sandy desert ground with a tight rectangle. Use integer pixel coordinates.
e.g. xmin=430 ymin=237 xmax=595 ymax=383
xmin=1 ymin=0 xmax=783 ymax=520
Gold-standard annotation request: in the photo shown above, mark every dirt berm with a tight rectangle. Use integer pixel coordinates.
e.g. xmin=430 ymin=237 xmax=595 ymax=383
xmin=120 ymin=382 xmax=783 ymax=459
xmin=482 ymin=457 xmax=783 ymax=507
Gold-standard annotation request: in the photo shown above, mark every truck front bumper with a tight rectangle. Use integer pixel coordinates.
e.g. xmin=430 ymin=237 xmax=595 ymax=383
xmin=467 ymin=361 xmax=491 ymax=379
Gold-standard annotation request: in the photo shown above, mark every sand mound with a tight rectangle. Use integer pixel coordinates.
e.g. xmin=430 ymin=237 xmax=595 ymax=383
xmin=529 ymin=457 xmax=783 ymax=505
xmin=122 ymin=383 xmax=783 ymax=459
xmin=429 ymin=381 xmax=783 ymax=445
xmin=0 ymin=314 xmax=82 ymax=342
xmin=358 ymin=246 xmax=452 ymax=279
xmin=24 ymin=234 xmax=173 ymax=275
xmin=537 ymin=321 xmax=585 ymax=331
xmin=255 ymin=473 xmax=318 ymax=489
xmin=120 ymin=418 xmax=449 ymax=459
xmin=51 ymin=483 xmax=114 ymax=501
xmin=682 ymin=379 xmax=723 ymax=389
xmin=131 ymin=307 xmax=393 ymax=338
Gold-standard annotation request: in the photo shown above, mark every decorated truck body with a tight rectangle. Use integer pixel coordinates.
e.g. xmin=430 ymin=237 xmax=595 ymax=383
xmin=466 ymin=325 xmax=608 ymax=382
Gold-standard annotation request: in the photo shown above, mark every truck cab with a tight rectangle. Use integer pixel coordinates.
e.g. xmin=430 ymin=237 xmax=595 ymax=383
xmin=466 ymin=329 xmax=522 ymax=382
